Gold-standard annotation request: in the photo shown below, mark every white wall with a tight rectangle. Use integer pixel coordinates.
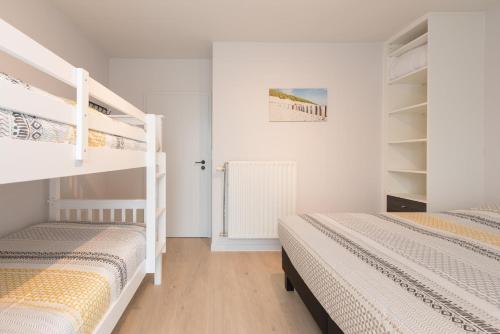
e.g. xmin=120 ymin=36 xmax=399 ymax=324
xmin=0 ymin=0 xmax=108 ymax=235
xmin=212 ymin=43 xmax=383 ymax=247
xmin=106 ymin=59 xmax=211 ymax=198
xmin=109 ymin=59 xmax=211 ymax=110
xmin=485 ymin=2 xmax=500 ymax=203
xmin=0 ymin=0 xmax=108 ymax=92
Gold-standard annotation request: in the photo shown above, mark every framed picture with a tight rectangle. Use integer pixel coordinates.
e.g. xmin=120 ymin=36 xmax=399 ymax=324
xmin=269 ymin=88 xmax=327 ymax=122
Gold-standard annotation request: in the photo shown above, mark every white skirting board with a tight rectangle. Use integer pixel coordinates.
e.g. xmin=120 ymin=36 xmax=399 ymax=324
xmin=210 ymin=237 xmax=281 ymax=252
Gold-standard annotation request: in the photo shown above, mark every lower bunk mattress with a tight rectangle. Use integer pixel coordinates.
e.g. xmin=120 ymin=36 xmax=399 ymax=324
xmin=278 ymin=208 xmax=500 ymax=334
xmin=0 ymin=222 xmax=146 ymax=334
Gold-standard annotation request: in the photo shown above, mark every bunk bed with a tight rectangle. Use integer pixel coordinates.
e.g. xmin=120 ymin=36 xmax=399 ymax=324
xmin=0 ymin=19 xmax=166 ymax=334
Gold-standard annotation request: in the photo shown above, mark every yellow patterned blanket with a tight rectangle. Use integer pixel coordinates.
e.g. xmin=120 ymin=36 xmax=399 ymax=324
xmin=0 ymin=222 xmax=145 ymax=334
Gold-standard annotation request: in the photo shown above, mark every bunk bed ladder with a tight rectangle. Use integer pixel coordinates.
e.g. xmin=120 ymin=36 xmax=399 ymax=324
xmin=48 ymin=115 xmax=167 ymax=286
xmin=146 ymin=114 xmax=167 ymax=285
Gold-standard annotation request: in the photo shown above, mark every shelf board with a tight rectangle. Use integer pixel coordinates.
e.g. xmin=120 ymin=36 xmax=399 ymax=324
xmin=389 ymin=102 xmax=427 ymax=115
xmin=389 ymin=33 xmax=428 ymax=57
xmin=389 ymin=67 xmax=427 ymax=85
xmin=388 ymin=138 xmax=427 ymax=144
xmin=388 ymin=169 xmax=427 ymax=175
xmin=388 ymin=193 xmax=427 ymax=204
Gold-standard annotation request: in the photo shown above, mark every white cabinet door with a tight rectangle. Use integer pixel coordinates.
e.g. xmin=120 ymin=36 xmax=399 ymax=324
xmin=147 ymin=92 xmax=210 ymax=237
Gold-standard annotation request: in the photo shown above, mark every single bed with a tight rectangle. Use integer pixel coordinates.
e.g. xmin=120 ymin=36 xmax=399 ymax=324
xmin=279 ymin=208 xmax=500 ymax=334
xmin=0 ymin=222 xmax=146 ymax=334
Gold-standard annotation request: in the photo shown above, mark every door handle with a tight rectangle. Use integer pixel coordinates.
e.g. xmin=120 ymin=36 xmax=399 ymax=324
xmin=195 ymin=160 xmax=206 ymax=165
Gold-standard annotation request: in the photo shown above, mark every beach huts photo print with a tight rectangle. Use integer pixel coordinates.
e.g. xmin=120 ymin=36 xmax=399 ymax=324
xmin=269 ymin=88 xmax=328 ymax=122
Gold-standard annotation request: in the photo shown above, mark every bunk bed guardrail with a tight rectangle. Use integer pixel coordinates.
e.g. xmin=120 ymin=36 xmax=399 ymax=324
xmin=0 ymin=18 xmax=146 ymax=161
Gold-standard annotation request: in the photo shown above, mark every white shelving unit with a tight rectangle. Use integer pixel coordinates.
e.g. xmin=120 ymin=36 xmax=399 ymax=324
xmin=383 ymin=13 xmax=485 ymax=212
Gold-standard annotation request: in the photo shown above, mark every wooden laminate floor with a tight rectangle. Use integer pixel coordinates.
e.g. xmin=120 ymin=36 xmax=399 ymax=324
xmin=113 ymin=238 xmax=321 ymax=334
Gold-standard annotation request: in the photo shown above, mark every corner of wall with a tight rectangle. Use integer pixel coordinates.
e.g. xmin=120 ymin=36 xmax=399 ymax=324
xmin=484 ymin=2 xmax=500 ymax=203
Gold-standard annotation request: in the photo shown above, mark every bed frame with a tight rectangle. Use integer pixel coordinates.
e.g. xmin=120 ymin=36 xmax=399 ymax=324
xmin=282 ymin=249 xmax=344 ymax=334
xmin=0 ymin=19 xmax=166 ymax=333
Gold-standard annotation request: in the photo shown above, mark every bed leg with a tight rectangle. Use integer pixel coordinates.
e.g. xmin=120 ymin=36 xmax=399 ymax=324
xmin=285 ymin=275 xmax=294 ymax=291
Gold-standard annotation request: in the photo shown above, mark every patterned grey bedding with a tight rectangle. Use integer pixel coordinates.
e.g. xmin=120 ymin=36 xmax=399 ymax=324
xmin=0 ymin=72 xmax=146 ymax=151
xmin=279 ymin=208 xmax=500 ymax=334
xmin=0 ymin=222 xmax=145 ymax=334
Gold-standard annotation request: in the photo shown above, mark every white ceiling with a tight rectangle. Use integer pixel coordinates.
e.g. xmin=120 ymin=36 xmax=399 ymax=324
xmin=50 ymin=0 xmax=497 ymax=58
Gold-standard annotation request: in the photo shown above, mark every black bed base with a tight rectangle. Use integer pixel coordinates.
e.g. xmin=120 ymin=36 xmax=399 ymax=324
xmin=282 ymin=248 xmax=344 ymax=334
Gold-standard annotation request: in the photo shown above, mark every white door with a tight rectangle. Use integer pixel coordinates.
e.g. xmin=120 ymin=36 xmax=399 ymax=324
xmin=146 ymin=92 xmax=211 ymax=237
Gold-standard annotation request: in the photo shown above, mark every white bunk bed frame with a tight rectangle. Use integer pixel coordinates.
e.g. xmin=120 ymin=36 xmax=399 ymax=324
xmin=0 ymin=19 xmax=166 ymax=333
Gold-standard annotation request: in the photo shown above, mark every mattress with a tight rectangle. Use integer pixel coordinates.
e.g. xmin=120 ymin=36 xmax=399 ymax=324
xmin=388 ymin=44 xmax=427 ymax=81
xmin=0 ymin=222 xmax=146 ymax=334
xmin=0 ymin=72 xmax=146 ymax=151
xmin=278 ymin=208 xmax=500 ymax=334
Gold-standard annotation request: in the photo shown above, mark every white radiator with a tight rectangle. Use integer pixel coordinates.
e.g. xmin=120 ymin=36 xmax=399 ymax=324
xmin=224 ymin=161 xmax=297 ymax=239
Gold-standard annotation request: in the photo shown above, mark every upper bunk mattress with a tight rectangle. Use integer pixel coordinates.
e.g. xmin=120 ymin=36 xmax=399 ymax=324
xmin=278 ymin=208 xmax=500 ymax=334
xmin=0 ymin=222 xmax=146 ymax=334
xmin=0 ymin=72 xmax=146 ymax=151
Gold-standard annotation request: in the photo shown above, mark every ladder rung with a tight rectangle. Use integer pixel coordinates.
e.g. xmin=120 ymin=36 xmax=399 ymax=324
xmin=156 ymin=241 xmax=166 ymax=256
xmin=156 ymin=208 xmax=166 ymax=219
